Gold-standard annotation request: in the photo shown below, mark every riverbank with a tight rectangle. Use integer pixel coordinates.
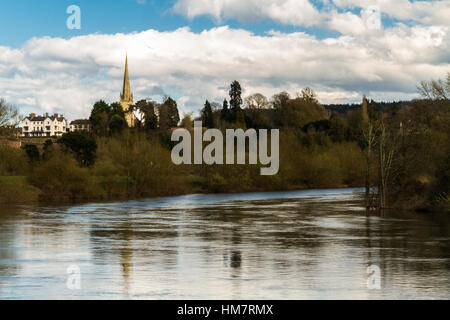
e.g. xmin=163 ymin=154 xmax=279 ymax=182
xmin=0 ymin=176 xmax=41 ymax=204
xmin=2 ymin=174 xmax=447 ymax=213
xmin=0 ymin=174 xmax=353 ymax=206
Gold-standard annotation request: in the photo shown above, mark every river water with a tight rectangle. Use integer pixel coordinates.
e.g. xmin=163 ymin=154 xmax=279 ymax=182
xmin=0 ymin=188 xmax=449 ymax=300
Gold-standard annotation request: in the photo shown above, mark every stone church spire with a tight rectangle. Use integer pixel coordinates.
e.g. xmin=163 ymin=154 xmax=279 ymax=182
xmin=120 ymin=54 xmax=135 ymax=127
xmin=121 ymin=54 xmax=133 ymax=103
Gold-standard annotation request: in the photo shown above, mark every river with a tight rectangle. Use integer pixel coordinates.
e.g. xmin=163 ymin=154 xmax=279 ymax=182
xmin=0 ymin=188 xmax=449 ymax=299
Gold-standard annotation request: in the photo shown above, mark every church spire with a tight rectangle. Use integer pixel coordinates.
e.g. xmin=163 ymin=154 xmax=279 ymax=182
xmin=120 ymin=54 xmax=135 ymax=127
xmin=121 ymin=54 xmax=132 ymax=102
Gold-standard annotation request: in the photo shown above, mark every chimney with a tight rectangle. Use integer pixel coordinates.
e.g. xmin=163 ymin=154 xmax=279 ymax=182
xmin=45 ymin=112 xmax=49 ymax=117
xmin=30 ymin=113 xmax=36 ymax=118
xmin=54 ymin=113 xmax=58 ymax=118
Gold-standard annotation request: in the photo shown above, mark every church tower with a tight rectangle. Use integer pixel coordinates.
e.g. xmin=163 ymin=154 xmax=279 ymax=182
xmin=120 ymin=55 xmax=135 ymax=127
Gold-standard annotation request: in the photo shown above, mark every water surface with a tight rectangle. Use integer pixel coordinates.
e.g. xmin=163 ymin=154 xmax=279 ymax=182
xmin=0 ymin=188 xmax=449 ymax=299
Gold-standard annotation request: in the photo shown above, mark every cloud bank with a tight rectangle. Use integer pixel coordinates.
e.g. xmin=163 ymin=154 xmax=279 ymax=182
xmin=173 ymin=0 xmax=450 ymax=28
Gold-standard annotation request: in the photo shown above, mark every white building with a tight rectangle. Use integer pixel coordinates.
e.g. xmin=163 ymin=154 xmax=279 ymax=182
xmin=22 ymin=113 xmax=68 ymax=137
xmin=70 ymin=119 xmax=91 ymax=132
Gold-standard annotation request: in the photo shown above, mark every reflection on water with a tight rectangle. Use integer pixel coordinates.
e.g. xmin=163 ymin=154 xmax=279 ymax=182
xmin=0 ymin=188 xmax=449 ymax=299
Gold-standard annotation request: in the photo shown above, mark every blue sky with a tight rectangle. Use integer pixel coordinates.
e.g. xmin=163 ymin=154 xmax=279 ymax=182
xmin=0 ymin=0 xmax=345 ymax=47
xmin=0 ymin=0 xmax=449 ymax=119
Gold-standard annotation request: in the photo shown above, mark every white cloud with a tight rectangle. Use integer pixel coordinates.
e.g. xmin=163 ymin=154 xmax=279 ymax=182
xmin=172 ymin=0 xmax=450 ymax=34
xmin=332 ymin=0 xmax=450 ymax=26
xmin=0 ymin=25 xmax=449 ymax=120
xmin=172 ymin=0 xmax=322 ymax=26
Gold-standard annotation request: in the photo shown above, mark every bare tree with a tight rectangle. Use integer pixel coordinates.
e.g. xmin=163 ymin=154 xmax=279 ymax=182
xmin=0 ymin=98 xmax=20 ymax=137
xmin=377 ymin=115 xmax=398 ymax=209
xmin=417 ymin=72 xmax=450 ymax=100
xmin=298 ymin=87 xmax=319 ymax=104
xmin=245 ymin=93 xmax=271 ymax=109
xmin=271 ymin=91 xmax=290 ymax=109
xmin=362 ymin=120 xmax=378 ymax=209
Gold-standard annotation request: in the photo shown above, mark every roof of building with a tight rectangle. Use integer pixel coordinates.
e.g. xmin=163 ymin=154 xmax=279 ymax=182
xmin=24 ymin=115 xmax=66 ymax=122
xmin=70 ymin=119 xmax=91 ymax=125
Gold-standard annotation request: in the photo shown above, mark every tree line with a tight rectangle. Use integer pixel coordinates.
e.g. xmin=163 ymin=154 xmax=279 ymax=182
xmin=0 ymin=75 xmax=448 ymax=211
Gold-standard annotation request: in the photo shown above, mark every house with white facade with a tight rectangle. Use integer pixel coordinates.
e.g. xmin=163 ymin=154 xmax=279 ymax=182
xmin=22 ymin=113 xmax=68 ymax=137
xmin=70 ymin=119 xmax=91 ymax=132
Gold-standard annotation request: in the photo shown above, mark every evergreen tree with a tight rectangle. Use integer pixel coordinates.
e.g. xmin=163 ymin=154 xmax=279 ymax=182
xmin=229 ymin=80 xmax=243 ymax=120
xmin=201 ymin=100 xmax=214 ymax=128
xmin=162 ymin=97 xmax=180 ymax=128
xmin=158 ymin=104 xmax=170 ymax=130
xmin=221 ymin=99 xmax=230 ymax=122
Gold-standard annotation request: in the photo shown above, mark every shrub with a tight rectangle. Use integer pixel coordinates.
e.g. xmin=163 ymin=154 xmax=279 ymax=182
xmin=27 ymin=149 xmax=92 ymax=202
xmin=58 ymin=132 xmax=97 ymax=167
xmin=0 ymin=146 xmax=29 ymax=175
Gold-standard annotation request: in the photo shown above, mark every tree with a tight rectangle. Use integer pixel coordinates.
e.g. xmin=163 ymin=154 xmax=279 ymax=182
xmin=245 ymin=93 xmax=270 ymax=109
xmin=201 ymin=100 xmax=214 ymax=128
xmin=110 ymin=102 xmax=125 ymax=118
xmin=275 ymin=96 xmax=327 ymax=128
xmin=229 ymin=81 xmax=243 ymax=119
xmin=90 ymin=100 xmax=111 ymax=118
xmin=362 ymin=115 xmax=378 ymax=209
xmin=417 ymin=73 xmax=450 ymax=100
xmin=135 ymin=100 xmax=158 ymax=131
xmin=58 ymin=132 xmax=97 ymax=167
xmin=109 ymin=114 xmax=128 ymax=134
xmin=180 ymin=113 xmax=194 ymax=128
xmin=377 ymin=115 xmax=397 ymax=209
xmin=271 ymin=91 xmax=290 ymax=110
xmin=221 ymin=99 xmax=230 ymax=122
xmin=89 ymin=100 xmax=128 ymax=136
xmin=299 ymin=87 xmax=319 ymax=104
xmin=90 ymin=100 xmax=111 ymax=136
xmin=24 ymin=144 xmax=40 ymax=163
xmin=161 ymin=97 xmax=180 ymax=128
xmin=0 ymin=98 xmax=20 ymax=137
xmin=158 ymin=104 xmax=170 ymax=131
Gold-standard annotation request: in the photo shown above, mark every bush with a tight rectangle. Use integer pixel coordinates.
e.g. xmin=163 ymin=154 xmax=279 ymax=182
xmin=58 ymin=132 xmax=97 ymax=167
xmin=24 ymin=144 xmax=40 ymax=162
xmin=27 ymin=149 xmax=92 ymax=202
xmin=0 ymin=146 xmax=30 ymax=175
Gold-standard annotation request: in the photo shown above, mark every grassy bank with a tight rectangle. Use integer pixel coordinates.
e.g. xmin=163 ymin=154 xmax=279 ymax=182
xmin=0 ymin=176 xmax=41 ymax=204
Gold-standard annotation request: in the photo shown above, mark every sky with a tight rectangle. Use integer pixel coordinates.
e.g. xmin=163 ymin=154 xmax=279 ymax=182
xmin=0 ymin=0 xmax=449 ymax=119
